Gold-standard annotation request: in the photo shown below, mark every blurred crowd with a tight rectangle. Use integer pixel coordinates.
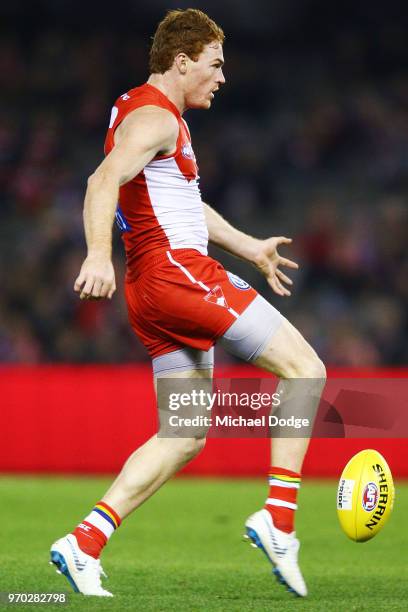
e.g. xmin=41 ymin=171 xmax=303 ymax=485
xmin=0 ymin=1 xmax=407 ymax=366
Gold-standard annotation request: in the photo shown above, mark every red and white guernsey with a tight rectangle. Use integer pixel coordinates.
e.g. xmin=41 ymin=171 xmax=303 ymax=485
xmin=104 ymin=82 xmax=258 ymax=358
xmin=104 ymin=83 xmax=208 ymax=280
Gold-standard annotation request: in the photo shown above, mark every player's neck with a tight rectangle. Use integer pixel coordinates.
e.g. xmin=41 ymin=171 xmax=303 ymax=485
xmin=147 ymin=74 xmax=186 ymax=114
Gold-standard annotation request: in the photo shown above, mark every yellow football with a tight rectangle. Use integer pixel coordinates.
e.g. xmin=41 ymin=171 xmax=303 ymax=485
xmin=336 ymin=449 xmax=395 ymax=542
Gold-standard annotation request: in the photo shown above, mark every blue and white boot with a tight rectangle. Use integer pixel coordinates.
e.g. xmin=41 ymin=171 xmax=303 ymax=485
xmin=244 ymin=509 xmax=307 ymax=597
xmin=50 ymin=534 xmax=113 ymax=597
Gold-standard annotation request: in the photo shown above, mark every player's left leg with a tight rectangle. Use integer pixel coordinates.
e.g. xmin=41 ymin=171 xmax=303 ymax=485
xmin=219 ymin=294 xmax=326 ymax=597
xmin=245 ymin=317 xmax=325 ymax=597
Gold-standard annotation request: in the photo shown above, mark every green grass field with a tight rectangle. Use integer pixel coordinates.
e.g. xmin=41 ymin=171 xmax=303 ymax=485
xmin=0 ymin=477 xmax=407 ymax=611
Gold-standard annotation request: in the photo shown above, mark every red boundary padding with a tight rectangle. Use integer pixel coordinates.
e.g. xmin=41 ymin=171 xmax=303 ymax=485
xmin=0 ymin=365 xmax=407 ymax=477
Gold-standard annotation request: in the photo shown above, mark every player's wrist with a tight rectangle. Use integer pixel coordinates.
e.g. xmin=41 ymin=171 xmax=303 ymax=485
xmin=86 ymin=248 xmax=112 ymax=262
xmin=237 ymin=235 xmax=262 ymax=264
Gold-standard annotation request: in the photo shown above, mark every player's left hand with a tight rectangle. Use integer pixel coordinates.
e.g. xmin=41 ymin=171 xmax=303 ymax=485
xmin=252 ymin=236 xmax=298 ymax=296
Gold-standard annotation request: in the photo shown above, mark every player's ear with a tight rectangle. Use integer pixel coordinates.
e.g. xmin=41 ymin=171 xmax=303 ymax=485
xmin=174 ymin=53 xmax=188 ymax=75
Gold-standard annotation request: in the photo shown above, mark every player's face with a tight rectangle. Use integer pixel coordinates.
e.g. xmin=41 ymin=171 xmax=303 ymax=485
xmin=184 ymin=42 xmax=225 ymax=109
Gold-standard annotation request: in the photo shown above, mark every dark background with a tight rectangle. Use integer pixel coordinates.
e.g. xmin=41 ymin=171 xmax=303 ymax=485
xmin=1 ymin=0 xmax=407 ymax=365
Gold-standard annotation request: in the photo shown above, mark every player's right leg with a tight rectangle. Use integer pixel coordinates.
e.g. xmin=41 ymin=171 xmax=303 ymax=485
xmin=101 ymin=353 xmax=213 ymax=519
xmin=50 ymin=348 xmax=212 ymax=596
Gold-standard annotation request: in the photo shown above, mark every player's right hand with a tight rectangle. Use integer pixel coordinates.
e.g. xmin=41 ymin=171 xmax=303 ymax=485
xmin=74 ymin=256 xmax=116 ymax=300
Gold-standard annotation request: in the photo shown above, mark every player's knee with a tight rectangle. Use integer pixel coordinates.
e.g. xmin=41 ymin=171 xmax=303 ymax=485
xmin=297 ymin=354 xmax=326 ymax=380
xmin=281 ymin=352 xmax=326 ymax=380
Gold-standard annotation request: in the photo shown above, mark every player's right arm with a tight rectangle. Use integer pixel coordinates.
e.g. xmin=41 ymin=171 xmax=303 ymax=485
xmin=74 ymin=106 xmax=179 ymax=299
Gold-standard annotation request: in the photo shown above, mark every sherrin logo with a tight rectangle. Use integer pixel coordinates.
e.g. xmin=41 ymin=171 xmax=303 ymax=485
xmin=362 ymin=482 xmax=378 ymax=512
xmin=364 ymin=463 xmax=392 ymax=531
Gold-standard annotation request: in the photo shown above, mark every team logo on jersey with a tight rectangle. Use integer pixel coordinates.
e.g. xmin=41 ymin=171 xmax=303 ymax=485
xmin=204 ymin=286 xmax=228 ymax=309
xmin=115 ymin=205 xmax=131 ymax=232
xmin=227 ymin=272 xmax=251 ymax=290
xmin=181 ymin=143 xmax=195 ymax=160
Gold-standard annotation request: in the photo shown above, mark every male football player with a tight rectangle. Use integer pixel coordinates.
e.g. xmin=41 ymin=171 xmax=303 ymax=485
xmin=50 ymin=8 xmax=326 ymax=598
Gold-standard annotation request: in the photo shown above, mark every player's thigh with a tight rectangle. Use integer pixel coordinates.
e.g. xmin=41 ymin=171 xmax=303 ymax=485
xmin=254 ymin=317 xmax=326 ymax=379
xmin=153 ymin=346 xmax=214 ymax=390
xmin=153 ymin=347 xmax=213 ymax=438
xmin=218 ymin=294 xmax=325 ymax=379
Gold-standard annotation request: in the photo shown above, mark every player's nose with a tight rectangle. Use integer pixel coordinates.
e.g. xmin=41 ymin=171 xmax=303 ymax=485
xmin=217 ymin=69 xmax=226 ymax=85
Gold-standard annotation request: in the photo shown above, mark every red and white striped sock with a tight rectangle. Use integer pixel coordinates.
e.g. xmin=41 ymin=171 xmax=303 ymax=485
xmin=72 ymin=501 xmax=122 ymax=559
xmin=264 ymin=466 xmax=301 ymax=534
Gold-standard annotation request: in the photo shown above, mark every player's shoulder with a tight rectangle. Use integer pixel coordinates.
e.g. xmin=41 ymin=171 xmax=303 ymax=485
xmin=113 ymin=106 xmax=178 ymax=156
xmin=120 ymin=104 xmax=179 ymax=138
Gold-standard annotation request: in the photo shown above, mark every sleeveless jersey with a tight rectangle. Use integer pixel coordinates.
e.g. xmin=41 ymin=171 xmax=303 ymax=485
xmin=104 ymin=83 xmax=208 ymax=280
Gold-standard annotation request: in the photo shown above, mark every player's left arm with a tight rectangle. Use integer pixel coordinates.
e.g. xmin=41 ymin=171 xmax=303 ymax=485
xmin=203 ymin=202 xmax=298 ymax=297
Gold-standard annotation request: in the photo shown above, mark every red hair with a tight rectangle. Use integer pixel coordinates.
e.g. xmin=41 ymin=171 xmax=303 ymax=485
xmin=149 ymin=8 xmax=225 ymax=74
